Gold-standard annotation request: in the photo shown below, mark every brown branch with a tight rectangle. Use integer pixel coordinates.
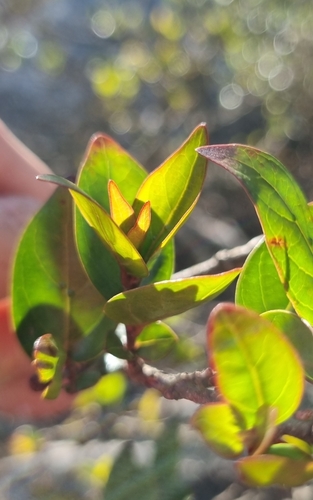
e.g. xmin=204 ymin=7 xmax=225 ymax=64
xmin=277 ymin=417 xmax=313 ymax=445
xmin=127 ymin=358 xmax=218 ymax=404
xmin=173 ymin=235 xmax=262 ymax=279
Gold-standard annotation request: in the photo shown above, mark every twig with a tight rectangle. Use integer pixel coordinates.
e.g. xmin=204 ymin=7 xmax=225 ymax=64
xmin=173 ymin=235 xmax=262 ymax=279
xmin=127 ymin=358 xmax=218 ymax=404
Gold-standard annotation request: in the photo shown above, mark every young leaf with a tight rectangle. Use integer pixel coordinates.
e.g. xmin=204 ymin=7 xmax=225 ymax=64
xmin=104 ymin=269 xmax=240 ymax=325
xmin=236 ymin=455 xmax=313 ymax=487
xmin=262 ymin=310 xmax=313 ymax=382
xmin=108 ymin=179 xmax=136 ymax=233
xmin=192 ymin=402 xmax=244 ymax=459
xmin=38 ymin=174 xmax=148 ymax=279
xmin=12 ymin=188 xmax=105 ymax=359
xmin=135 ymin=321 xmax=178 ymax=360
xmin=208 ymin=304 xmax=304 ymax=429
xmin=236 ymin=239 xmax=289 ymax=313
xmin=128 ymin=201 xmax=151 ymax=249
xmin=197 ymin=145 xmax=313 ymax=326
xmin=133 ymin=123 xmax=208 ymax=260
xmin=75 ymin=134 xmax=147 ymax=299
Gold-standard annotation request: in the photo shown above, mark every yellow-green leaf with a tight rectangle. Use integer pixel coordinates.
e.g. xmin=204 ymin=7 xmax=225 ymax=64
xmin=133 ymin=123 xmax=208 ymax=260
xmin=128 ymin=201 xmax=151 ymax=249
xmin=105 ymin=269 xmax=240 ymax=325
xmin=208 ymin=304 xmax=304 ymax=429
xmin=108 ymin=179 xmax=135 ymax=233
xmin=237 ymin=455 xmax=313 ymax=487
xmin=38 ymin=174 xmax=148 ymax=279
xmin=198 ymin=145 xmax=313 ymax=326
xmin=193 ymin=403 xmax=244 ymax=459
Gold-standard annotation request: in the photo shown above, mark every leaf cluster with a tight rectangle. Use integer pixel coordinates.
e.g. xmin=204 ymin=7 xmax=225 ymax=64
xmin=11 ymin=124 xmax=313 ymax=489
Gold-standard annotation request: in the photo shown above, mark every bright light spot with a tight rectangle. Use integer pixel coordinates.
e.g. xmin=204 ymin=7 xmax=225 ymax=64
xmin=91 ymin=10 xmax=116 ymax=39
xmin=12 ymin=30 xmax=38 ymax=58
xmin=219 ymin=84 xmax=244 ymax=110
xmin=139 ymin=106 xmax=164 ymax=136
xmin=269 ymin=66 xmax=293 ymax=91
xmin=274 ymin=30 xmax=297 ymax=56
xmin=257 ymin=52 xmax=282 ymax=79
xmin=109 ymin=111 xmax=133 ymax=135
xmin=247 ymin=8 xmax=267 ymax=34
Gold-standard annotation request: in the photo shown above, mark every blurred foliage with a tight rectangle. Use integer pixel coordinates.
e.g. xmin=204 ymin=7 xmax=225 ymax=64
xmin=1 ymin=0 xmax=313 ymax=200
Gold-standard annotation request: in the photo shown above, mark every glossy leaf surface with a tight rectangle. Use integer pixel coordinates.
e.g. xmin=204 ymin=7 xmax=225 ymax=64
xmin=133 ymin=124 xmax=208 ymax=260
xmin=12 ymin=188 xmax=105 ymax=358
xmin=208 ymin=304 xmax=304 ymax=428
xmin=193 ymin=402 xmax=244 ymax=458
xmin=262 ymin=310 xmax=313 ymax=381
xmin=105 ymin=269 xmax=240 ymax=325
xmin=198 ymin=145 xmax=313 ymax=325
xmin=108 ymin=179 xmax=135 ymax=232
xmin=237 ymin=455 xmax=313 ymax=487
xmin=135 ymin=321 xmax=178 ymax=360
xmin=236 ymin=239 xmax=288 ymax=313
xmin=38 ymin=174 xmax=148 ymax=279
xmin=128 ymin=201 xmax=151 ymax=249
xmin=76 ymin=134 xmax=147 ymax=298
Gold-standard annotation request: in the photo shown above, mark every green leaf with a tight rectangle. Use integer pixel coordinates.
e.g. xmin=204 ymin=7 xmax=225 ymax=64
xmin=268 ymin=443 xmax=311 ymax=461
xmin=192 ymin=402 xmax=244 ymax=458
xmin=135 ymin=321 xmax=178 ymax=360
xmin=104 ymin=269 xmax=240 ymax=325
xmin=282 ymin=435 xmax=312 ymax=456
xmin=38 ymin=174 xmax=148 ymax=279
xmin=141 ymin=239 xmax=175 ymax=285
xmin=197 ymin=145 xmax=313 ymax=326
xmin=236 ymin=455 xmax=313 ymax=487
xmin=208 ymin=304 xmax=304 ymax=429
xmin=12 ymin=188 xmax=105 ymax=358
xmin=75 ymin=134 xmax=147 ymax=299
xmin=236 ymin=239 xmax=289 ymax=313
xmin=262 ymin=310 xmax=313 ymax=382
xmin=133 ymin=123 xmax=208 ymax=260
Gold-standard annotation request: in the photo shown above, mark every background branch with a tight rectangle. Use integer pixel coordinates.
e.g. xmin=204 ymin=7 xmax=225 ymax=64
xmin=173 ymin=235 xmax=262 ymax=279
xmin=127 ymin=358 xmax=218 ymax=404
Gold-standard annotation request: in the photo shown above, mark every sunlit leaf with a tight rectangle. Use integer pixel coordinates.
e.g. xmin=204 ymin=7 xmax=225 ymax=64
xmin=237 ymin=454 xmax=313 ymax=487
xmin=74 ymin=372 xmax=127 ymax=407
xmin=38 ymin=174 xmax=148 ymax=279
xmin=108 ymin=179 xmax=135 ymax=233
xmin=262 ymin=310 xmax=313 ymax=382
xmin=75 ymin=134 xmax=147 ymax=299
xmin=192 ymin=402 xmax=244 ymax=458
xmin=208 ymin=304 xmax=304 ymax=429
xmin=32 ymin=334 xmax=58 ymax=384
xmin=198 ymin=145 xmax=313 ymax=325
xmin=128 ymin=201 xmax=151 ymax=249
xmin=133 ymin=123 xmax=208 ymax=260
xmin=135 ymin=321 xmax=178 ymax=360
xmin=105 ymin=269 xmax=240 ymax=325
xmin=236 ymin=239 xmax=288 ymax=313
xmin=281 ymin=435 xmax=312 ymax=457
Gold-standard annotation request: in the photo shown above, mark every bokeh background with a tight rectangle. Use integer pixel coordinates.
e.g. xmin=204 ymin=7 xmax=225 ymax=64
xmin=1 ymin=0 xmax=313 ymax=498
